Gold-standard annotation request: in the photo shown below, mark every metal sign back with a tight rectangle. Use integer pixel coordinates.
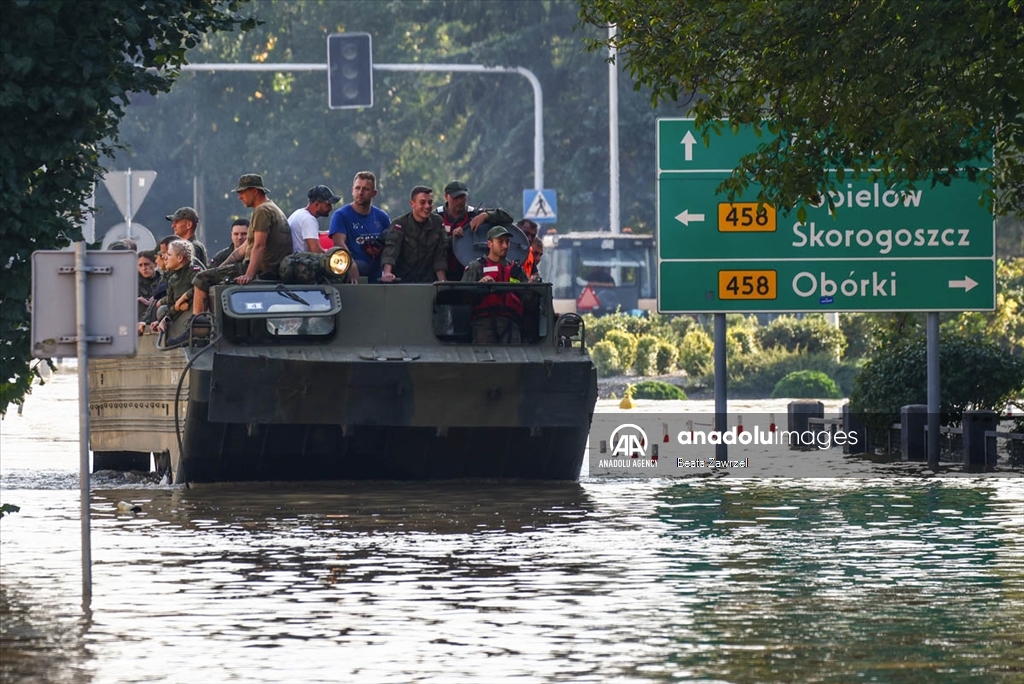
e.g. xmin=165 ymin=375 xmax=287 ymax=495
xmin=31 ymin=250 xmax=139 ymax=358
xmin=102 ymin=170 xmax=157 ymax=218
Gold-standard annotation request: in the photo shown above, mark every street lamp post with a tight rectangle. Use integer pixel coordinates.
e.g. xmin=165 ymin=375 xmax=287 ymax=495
xmin=180 ymin=61 xmax=545 ymax=190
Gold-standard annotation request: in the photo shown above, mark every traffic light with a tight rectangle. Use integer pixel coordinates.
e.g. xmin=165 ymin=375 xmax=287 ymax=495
xmin=327 ymin=33 xmax=373 ymax=109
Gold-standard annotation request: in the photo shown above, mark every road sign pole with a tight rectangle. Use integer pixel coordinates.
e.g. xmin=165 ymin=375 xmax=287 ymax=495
xmin=75 ymin=241 xmax=92 ymax=611
xmin=927 ymin=313 xmax=940 ymax=470
xmin=608 ymin=23 xmax=620 ymax=234
xmin=124 ymin=168 xmax=133 ymax=240
xmin=714 ymin=313 xmax=727 ymax=461
xmin=31 ymin=248 xmax=138 ymax=612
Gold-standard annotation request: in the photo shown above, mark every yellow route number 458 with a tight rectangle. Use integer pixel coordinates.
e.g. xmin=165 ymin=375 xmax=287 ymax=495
xmin=717 ymin=202 xmax=776 ymax=232
xmin=718 ymin=270 xmax=778 ymax=300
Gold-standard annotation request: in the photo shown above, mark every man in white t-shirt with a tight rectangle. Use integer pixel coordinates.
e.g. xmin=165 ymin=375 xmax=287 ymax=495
xmin=288 ymin=185 xmax=341 ymax=253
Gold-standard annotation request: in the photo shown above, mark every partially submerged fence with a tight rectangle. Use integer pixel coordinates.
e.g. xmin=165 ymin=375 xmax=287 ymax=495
xmin=787 ymin=400 xmax=1023 ymax=472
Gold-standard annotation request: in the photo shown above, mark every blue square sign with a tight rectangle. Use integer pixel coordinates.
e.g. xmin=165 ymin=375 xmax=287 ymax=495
xmin=522 ymin=189 xmax=557 ymax=223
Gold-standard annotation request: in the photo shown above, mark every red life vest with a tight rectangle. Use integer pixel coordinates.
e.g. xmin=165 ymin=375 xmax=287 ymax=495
xmin=473 ymin=258 xmax=524 ymax=321
xmin=438 ymin=206 xmax=474 ymax=277
xmin=438 ymin=206 xmax=473 ymax=235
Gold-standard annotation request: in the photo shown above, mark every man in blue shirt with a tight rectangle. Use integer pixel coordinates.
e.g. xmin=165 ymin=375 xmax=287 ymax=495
xmin=328 ymin=171 xmax=391 ymax=283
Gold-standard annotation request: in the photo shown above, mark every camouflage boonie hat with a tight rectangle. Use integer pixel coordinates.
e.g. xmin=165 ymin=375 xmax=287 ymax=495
xmin=232 ymin=174 xmax=270 ymax=194
xmin=279 ymin=251 xmax=324 ymax=284
xmin=165 ymin=207 xmax=198 ymax=223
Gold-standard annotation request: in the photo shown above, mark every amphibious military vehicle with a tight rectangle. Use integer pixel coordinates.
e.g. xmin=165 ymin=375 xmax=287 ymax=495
xmin=153 ymin=239 xmax=598 ymax=483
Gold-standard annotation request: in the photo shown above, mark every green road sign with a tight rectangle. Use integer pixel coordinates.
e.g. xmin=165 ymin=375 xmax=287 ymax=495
xmin=657 ymin=119 xmax=766 ymax=172
xmin=657 ymin=118 xmax=993 ymax=173
xmin=659 ymin=258 xmax=995 ymax=313
xmin=657 ymin=173 xmax=994 ymax=260
xmin=655 ymin=118 xmax=995 ymax=312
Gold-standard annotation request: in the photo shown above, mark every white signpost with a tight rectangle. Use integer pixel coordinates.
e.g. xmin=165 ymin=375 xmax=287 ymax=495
xmin=31 ymin=248 xmax=138 ymax=609
xmin=100 ymin=169 xmax=157 ymax=250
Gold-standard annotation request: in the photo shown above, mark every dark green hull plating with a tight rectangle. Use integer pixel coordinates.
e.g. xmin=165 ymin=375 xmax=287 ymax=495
xmin=177 ymin=282 xmax=597 ymax=482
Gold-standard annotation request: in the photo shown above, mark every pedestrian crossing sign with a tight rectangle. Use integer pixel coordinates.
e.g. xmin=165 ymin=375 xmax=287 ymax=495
xmin=522 ymin=189 xmax=557 ymax=223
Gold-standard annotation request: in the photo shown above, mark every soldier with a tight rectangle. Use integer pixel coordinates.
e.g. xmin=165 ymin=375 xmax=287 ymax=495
xmin=165 ymin=206 xmax=209 ymax=267
xmin=136 ymin=250 xmax=161 ymax=322
xmin=142 ymin=239 xmax=197 ymax=340
xmin=208 ymin=218 xmax=249 ymax=267
xmin=380 ymin=185 xmax=449 ymax=284
xmin=462 ymin=225 xmax=531 ymax=343
xmin=189 ymin=173 xmax=292 ymax=316
xmin=436 ymin=180 xmax=514 ymax=281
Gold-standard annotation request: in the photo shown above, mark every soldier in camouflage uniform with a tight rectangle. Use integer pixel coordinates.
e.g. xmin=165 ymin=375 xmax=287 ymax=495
xmin=143 ymin=239 xmax=197 ymax=335
xmin=136 ymin=250 xmax=161 ymax=321
xmin=436 ymin=180 xmax=515 ymax=281
xmin=190 ymin=173 xmax=293 ymax=315
xmin=462 ymin=225 xmax=528 ymax=343
xmin=209 ymin=218 xmax=250 ymax=267
xmin=166 ymin=206 xmax=209 ymax=267
xmin=380 ymin=185 xmax=449 ymax=284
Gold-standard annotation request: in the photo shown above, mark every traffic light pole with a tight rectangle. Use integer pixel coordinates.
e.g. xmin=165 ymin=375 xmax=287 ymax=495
xmin=376 ymin=64 xmax=544 ymax=189
xmin=180 ymin=62 xmax=545 ymax=189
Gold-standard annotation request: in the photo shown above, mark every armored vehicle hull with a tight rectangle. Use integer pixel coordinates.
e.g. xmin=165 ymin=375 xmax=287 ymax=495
xmin=88 ymin=333 xmax=187 ymax=475
xmin=175 ymin=281 xmax=597 ymax=483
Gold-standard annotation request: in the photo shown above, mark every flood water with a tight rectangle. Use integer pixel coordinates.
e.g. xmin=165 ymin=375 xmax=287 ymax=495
xmin=1 ymin=368 xmax=1022 ymax=683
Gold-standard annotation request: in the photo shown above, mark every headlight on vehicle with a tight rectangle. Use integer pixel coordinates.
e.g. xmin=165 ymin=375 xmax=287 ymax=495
xmin=326 ymin=247 xmax=351 ymax=276
xmin=280 ymin=247 xmax=352 ymax=283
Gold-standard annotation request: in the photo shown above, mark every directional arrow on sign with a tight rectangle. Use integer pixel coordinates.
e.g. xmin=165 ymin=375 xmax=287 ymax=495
xmin=680 ymin=130 xmax=697 ymax=161
xmin=658 ymin=118 xmax=771 ymax=172
xmin=660 ymin=259 xmax=994 ymax=313
xmin=948 ymin=276 xmax=978 ymax=292
xmin=674 ymin=209 xmax=706 ymax=226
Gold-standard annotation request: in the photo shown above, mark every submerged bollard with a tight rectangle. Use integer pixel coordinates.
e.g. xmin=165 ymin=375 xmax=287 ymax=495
xmin=787 ymin=401 xmax=824 ymax=450
xmin=842 ymin=403 xmax=869 ymax=454
xmin=900 ymin=404 xmax=927 ymax=462
xmin=962 ymin=410 xmax=999 ymax=473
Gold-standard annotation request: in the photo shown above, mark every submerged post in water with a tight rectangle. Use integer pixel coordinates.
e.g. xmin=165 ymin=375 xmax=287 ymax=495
xmin=75 ymin=241 xmax=92 ymax=610
xmin=927 ymin=312 xmax=940 ymax=470
xmin=714 ymin=313 xmax=727 ymax=461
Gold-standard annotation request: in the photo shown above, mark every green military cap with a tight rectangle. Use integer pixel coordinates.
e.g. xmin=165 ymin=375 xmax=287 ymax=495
xmin=486 ymin=225 xmax=511 ymax=240
xmin=444 ymin=180 xmax=469 ymax=197
xmin=165 ymin=206 xmax=198 ymax=223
